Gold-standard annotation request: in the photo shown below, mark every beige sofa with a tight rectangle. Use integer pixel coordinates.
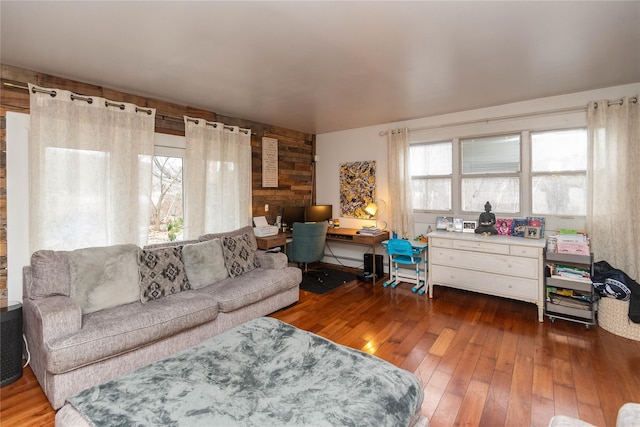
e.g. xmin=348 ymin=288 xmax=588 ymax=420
xmin=22 ymin=226 xmax=301 ymax=409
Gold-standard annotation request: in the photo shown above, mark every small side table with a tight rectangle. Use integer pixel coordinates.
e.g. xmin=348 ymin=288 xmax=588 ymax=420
xmin=1 ymin=303 xmax=23 ymax=387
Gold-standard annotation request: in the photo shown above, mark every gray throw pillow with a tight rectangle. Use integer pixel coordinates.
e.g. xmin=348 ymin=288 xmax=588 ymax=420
xmin=221 ymin=233 xmax=259 ymax=278
xmin=182 ymin=238 xmax=229 ymax=289
xmin=29 ymin=250 xmax=71 ymax=299
xmin=138 ymin=246 xmax=190 ymax=303
xmin=69 ymin=244 xmax=140 ymax=314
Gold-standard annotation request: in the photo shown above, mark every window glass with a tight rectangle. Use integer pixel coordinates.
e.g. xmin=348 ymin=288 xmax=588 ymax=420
xmin=532 ymin=175 xmax=586 ymax=216
xmin=531 ymin=129 xmax=587 ymax=216
xmin=412 ymin=178 xmax=452 ymax=211
xmin=461 ymin=177 xmax=520 ymax=213
xmin=410 ymin=142 xmax=452 ymax=175
xmin=532 ymin=129 xmax=587 ymax=172
xmin=149 ymin=156 xmax=184 ymax=243
xmin=410 ymin=141 xmax=452 ymax=211
xmin=462 ymin=135 xmax=520 ymax=174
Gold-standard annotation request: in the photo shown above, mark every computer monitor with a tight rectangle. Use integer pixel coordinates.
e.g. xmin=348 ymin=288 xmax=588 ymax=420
xmin=304 ymin=205 xmax=333 ymax=223
xmin=281 ymin=206 xmax=305 ymax=229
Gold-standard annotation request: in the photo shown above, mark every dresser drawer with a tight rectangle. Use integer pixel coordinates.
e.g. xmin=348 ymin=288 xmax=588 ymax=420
xmin=431 ymin=248 xmax=539 ymax=279
xmin=431 ymin=265 xmax=539 ymax=301
xmin=430 ymin=238 xmax=453 ymax=249
xmin=451 ymin=239 xmax=509 ymax=255
xmin=510 ymin=245 xmax=540 ymax=258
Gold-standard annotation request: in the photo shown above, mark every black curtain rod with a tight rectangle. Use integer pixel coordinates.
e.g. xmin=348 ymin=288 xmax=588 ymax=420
xmin=593 ymin=96 xmax=638 ymax=109
xmin=2 ymin=81 xmax=252 ymax=133
xmin=185 ymin=117 xmax=250 ymax=134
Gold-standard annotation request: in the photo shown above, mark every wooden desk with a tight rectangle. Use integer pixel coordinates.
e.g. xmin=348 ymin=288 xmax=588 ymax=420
xmin=255 ymin=227 xmax=390 ymax=283
xmin=255 ymin=231 xmax=292 ymax=251
xmin=326 ymin=228 xmax=390 ymax=282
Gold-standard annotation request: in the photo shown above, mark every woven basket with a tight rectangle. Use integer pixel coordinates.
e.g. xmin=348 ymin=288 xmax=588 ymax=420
xmin=598 ymin=297 xmax=640 ymax=341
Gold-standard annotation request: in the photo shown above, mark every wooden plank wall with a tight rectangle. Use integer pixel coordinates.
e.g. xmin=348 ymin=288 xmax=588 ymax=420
xmin=0 ymin=111 xmax=6 ymax=306
xmin=0 ymin=64 xmax=316 ymax=307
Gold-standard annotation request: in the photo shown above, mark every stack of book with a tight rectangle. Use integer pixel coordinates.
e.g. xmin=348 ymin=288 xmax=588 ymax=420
xmin=360 ymin=225 xmax=382 ymax=235
xmin=550 ymin=264 xmax=591 ymax=282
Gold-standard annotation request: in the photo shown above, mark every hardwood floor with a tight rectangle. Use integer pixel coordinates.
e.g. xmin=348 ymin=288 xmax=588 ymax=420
xmin=2 ymin=274 xmax=639 ymax=426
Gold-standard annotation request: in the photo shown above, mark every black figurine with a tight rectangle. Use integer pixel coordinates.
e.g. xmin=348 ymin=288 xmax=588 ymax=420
xmin=475 ymin=201 xmax=498 ymax=235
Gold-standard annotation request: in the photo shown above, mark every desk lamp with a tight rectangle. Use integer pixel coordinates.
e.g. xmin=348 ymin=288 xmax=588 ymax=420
xmin=365 ymin=202 xmax=378 ymax=218
xmin=364 ymin=200 xmax=387 ymax=230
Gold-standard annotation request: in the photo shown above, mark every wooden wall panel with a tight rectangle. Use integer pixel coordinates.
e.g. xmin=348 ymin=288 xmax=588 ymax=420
xmin=0 ymin=64 xmax=315 ymax=307
xmin=0 ymin=114 xmax=7 ymax=307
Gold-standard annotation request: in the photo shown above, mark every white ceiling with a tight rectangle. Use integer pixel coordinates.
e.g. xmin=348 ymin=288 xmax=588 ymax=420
xmin=2 ymin=1 xmax=639 ymax=134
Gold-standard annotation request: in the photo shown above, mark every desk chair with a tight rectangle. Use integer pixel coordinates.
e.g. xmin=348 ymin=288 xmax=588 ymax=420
xmin=287 ymin=221 xmax=329 ymax=282
xmin=384 ymin=239 xmax=423 ymax=290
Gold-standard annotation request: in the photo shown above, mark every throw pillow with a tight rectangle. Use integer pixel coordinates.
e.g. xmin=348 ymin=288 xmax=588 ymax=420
xmin=182 ymin=238 xmax=229 ymax=289
xmin=29 ymin=250 xmax=71 ymax=299
xmin=138 ymin=246 xmax=190 ymax=303
xmin=68 ymin=244 xmax=140 ymax=314
xmin=221 ymin=233 xmax=259 ymax=278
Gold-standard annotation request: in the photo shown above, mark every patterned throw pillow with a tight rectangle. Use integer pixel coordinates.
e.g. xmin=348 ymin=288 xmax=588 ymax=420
xmin=138 ymin=247 xmax=190 ymax=303
xmin=221 ymin=233 xmax=259 ymax=278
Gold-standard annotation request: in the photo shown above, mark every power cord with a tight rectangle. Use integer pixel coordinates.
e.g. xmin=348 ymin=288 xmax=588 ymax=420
xmin=7 ymin=300 xmax=30 ymax=367
xmin=324 ymin=241 xmax=367 ymax=270
xmin=23 ymin=333 xmax=31 ymax=368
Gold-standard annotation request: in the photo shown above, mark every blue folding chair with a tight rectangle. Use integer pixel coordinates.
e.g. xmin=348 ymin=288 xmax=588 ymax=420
xmin=383 ymin=239 xmax=424 ymax=290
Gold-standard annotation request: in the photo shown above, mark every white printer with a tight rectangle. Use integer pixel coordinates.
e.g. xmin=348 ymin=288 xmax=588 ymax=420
xmin=252 ymin=216 xmax=279 ymax=237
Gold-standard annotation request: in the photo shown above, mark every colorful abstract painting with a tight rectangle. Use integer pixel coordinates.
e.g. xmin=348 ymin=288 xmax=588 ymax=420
xmin=339 ymin=161 xmax=376 ymax=218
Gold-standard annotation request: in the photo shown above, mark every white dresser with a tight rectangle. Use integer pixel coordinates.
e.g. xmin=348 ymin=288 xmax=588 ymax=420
xmin=427 ymin=231 xmax=546 ymax=322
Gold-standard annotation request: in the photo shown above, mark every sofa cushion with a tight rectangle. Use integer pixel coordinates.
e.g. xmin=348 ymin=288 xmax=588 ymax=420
xmin=182 ymin=238 xmax=228 ymax=289
xmin=202 ymin=266 xmax=301 ymax=313
xmin=45 ymin=291 xmax=219 ymax=374
xmin=199 ymin=226 xmax=258 ymax=251
xmin=255 ymin=250 xmax=289 ymax=270
xmin=68 ymin=244 xmax=140 ymax=314
xmin=221 ymin=233 xmax=259 ymax=278
xmin=29 ymin=250 xmax=71 ymax=299
xmin=138 ymin=246 xmax=190 ymax=303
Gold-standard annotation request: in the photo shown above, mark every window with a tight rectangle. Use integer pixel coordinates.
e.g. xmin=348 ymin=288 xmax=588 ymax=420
xmin=408 ymin=127 xmax=587 ymax=220
xmin=410 ymin=141 xmax=452 ymax=211
xmin=531 ymin=129 xmax=587 ymax=216
xmin=149 ymin=156 xmax=184 ymax=243
xmin=461 ymin=134 xmax=520 ymax=213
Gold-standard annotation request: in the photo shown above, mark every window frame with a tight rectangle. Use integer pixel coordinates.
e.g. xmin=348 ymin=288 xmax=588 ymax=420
xmin=409 ymin=126 xmax=588 ymax=220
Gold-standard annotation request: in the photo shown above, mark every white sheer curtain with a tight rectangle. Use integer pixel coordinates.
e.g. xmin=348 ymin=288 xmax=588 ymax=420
xmin=29 ymin=85 xmax=155 ymax=252
xmin=387 ymin=128 xmax=415 ymax=239
xmin=183 ymin=117 xmax=252 ymax=238
xmin=29 ymin=85 xmax=155 ymax=251
xmin=587 ymin=96 xmax=639 ymax=280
